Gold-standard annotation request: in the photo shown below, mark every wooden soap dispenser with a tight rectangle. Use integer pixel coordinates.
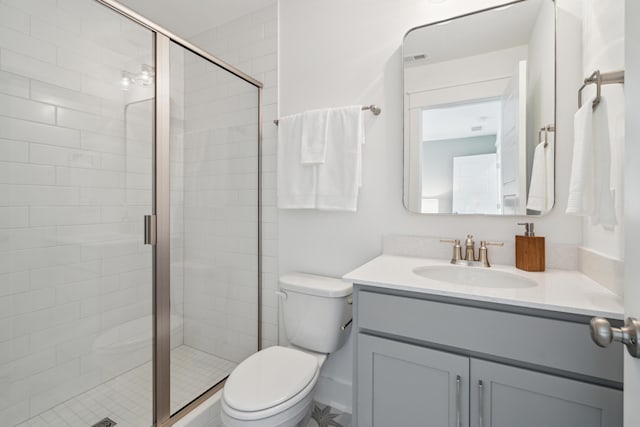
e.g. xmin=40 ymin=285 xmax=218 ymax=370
xmin=515 ymin=222 xmax=545 ymax=272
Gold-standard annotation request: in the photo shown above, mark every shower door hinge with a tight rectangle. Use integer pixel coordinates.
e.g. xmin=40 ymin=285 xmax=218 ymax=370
xmin=144 ymin=214 xmax=156 ymax=245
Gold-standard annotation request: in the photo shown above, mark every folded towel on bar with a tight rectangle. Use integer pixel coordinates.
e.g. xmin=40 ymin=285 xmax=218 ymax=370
xmin=591 ymin=96 xmax=617 ymax=226
xmin=526 ymin=139 xmax=554 ymax=213
xmin=567 ymin=96 xmax=595 ymax=216
xmin=277 ymin=113 xmax=317 ymax=209
xmin=300 ymin=109 xmax=329 ymax=164
xmin=566 ymin=96 xmax=617 ymax=226
xmin=316 ymin=105 xmax=365 ymax=211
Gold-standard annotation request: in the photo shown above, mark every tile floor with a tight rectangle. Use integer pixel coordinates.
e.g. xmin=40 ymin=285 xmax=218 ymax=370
xmin=16 ymin=346 xmax=236 ymax=427
xmin=310 ymin=403 xmax=352 ymax=427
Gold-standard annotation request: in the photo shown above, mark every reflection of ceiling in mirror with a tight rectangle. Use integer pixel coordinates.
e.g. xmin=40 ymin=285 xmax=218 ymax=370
xmin=422 ymin=100 xmax=501 ymax=141
xmin=404 ymin=0 xmax=543 ymax=67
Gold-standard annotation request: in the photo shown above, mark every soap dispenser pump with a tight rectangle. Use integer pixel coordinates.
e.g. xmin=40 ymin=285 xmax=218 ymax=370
xmin=515 ymin=222 xmax=545 ymax=272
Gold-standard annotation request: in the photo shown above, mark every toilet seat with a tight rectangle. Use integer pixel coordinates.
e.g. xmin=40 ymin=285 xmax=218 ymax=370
xmin=222 ymin=346 xmax=320 ymax=421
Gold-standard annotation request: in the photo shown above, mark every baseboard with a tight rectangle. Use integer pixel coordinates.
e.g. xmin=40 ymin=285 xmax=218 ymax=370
xmin=313 ymin=375 xmax=352 ymax=414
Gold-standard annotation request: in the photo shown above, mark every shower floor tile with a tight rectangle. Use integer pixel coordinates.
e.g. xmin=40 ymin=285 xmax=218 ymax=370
xmin=16 ymin=346 xmax=237 ymax=427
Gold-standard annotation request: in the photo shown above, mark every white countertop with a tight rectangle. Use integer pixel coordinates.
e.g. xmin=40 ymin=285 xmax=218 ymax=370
xmin=343 ymin=255 xmax=624 ymax=320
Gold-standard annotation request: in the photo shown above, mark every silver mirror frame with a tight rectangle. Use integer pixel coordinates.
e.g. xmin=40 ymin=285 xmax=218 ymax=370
xmin=402 ymin=0 xmax=557 ymax=217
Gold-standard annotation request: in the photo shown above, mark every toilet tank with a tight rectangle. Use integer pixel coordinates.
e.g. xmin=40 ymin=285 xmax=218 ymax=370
xmin=279 ymin=273 xmax=353 ymax=353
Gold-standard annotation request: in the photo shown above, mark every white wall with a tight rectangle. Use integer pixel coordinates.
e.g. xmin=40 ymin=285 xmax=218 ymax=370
xmin=405 ymin=45 xmax=527 ymax=97
xmin=279 ymin=0 xmax=585 ymax=410
xmin=580 ymin=0 xmax=625 ymax=260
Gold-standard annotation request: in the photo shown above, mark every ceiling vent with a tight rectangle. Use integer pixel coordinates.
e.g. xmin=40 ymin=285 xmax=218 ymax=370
xmin=404 ymin=54 xmax=428 ymax=63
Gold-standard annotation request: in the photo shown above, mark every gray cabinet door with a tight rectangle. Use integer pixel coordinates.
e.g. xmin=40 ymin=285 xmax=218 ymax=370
xmin=469 ymin=359 xmax=622 ymax=427
xmin=357 ymin=334 xmax=469 ymax=427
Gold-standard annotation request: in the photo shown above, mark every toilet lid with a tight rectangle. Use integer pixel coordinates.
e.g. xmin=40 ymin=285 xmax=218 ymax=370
xmin=223 ymin=346 xmax=319 ymax=412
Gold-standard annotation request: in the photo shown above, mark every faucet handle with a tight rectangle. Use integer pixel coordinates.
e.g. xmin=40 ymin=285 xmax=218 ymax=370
xmin=480 ymin=241 xmax=504 ymax=247
xmin=440 ymin=239 xmax=462 ymax=264
xmin=478 ymin=241 xmax=504 ymax=267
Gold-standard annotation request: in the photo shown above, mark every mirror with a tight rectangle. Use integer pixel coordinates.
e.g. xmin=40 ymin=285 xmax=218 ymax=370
xmin=403 ymin=0 xmax=555 ymax=215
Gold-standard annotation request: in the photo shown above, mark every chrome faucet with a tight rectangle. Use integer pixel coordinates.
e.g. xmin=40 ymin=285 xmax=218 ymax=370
xmin=441 ymin=236 xmax=504 ymax=267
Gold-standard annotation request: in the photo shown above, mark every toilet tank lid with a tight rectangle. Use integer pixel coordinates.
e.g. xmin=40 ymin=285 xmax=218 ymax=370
xmin=280 ymin=272 xmax=352 ymax=297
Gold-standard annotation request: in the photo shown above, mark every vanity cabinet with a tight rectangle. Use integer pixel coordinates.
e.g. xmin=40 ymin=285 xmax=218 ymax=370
xmin=354 ymin=287 xmax=623 ymax=427
xmin=357 ymin=334 xmax=469 ymax=427
xmin=469 ymin=359 xmax=622 ymax=427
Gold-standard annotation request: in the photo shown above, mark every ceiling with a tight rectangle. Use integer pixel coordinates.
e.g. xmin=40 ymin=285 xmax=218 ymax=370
xmin=404 ymin=0 xmax=543 ymax=66
xmin=114 ymin=0 xmax=275 ymax=39
xmin=422 ymin=100 xmax=501 ymax=141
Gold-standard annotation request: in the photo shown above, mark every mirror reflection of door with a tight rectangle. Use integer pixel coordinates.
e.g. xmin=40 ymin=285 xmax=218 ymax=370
xmin=500 ymin=61 xmax=528 ymax=215
xmin=452 ymin=153 xmax=499 ymax=214
xmin=420 ymin=99 xmax=502 ymax=214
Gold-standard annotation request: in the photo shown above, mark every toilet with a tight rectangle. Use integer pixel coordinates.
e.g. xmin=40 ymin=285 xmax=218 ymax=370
xmin=221 ymin=273 xmax=353 ymax=427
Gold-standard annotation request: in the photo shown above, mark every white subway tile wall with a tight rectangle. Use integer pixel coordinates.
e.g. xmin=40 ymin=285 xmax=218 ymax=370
xmin=177 ymin=46 xmax=260 ymax=376
xmin=0 ymin=0 xmax=156 ymax=425
xmin=186 ymin=1 xmax=279 ymax=354
xmin=1 ymin=0 xmax=275 ymax=424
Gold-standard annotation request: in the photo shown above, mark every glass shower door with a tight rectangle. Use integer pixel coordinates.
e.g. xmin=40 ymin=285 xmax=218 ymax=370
xmin=168 ymin=42 xmax=261 ymax=414
xmin=0 ymin=1 xmax=155 ymax=426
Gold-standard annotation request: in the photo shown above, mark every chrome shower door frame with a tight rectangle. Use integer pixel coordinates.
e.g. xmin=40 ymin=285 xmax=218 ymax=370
xmin=93 ymin=2 xmax=263 ymax=426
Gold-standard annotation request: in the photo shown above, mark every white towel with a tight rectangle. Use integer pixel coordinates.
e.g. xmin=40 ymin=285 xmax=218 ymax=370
xmin=566 ymin=96 xmax=617 ymax=226
xmin=301 ymin=109 xmax=329 ymax=164
xmin=277 ymin=113 xmax=317 ymax=209
xmin=591 ymin=97 xmax=617 ymax=226
xmin=316 ymin=106 xmax=364 ymax=211
xmin=526 ymin=140 xmax=554 ymax=213
xmin=567 ymin=97 xmax=595 ymax=216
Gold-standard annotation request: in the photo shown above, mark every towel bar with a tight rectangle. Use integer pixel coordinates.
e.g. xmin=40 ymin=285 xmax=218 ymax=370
xmin=578 ymin=70 xmax=624 ymax=109
xmin=537 ymin=124 xmax=555 ymax=148
xmin=273 ymin=104 xmax=381 ymax=125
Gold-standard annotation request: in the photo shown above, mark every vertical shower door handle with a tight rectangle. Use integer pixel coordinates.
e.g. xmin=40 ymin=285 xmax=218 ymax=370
xmin=144 ymin=214 xmax=156 ymax=245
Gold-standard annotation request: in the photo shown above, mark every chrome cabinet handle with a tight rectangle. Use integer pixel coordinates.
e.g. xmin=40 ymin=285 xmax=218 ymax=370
xmin=590 ymin=317 xmax=640 ymax=358
xmin=478 ymin=380 xmax=484 ymax=427
xmin=456 ymin=375 xmax=461 ymax=427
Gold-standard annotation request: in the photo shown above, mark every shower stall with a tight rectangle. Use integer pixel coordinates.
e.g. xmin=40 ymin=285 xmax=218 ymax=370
xmin=0 ymin=0 xmax=262 ymax=426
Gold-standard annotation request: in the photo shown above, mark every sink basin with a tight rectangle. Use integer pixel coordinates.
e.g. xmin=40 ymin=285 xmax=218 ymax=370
xmin=412 ymin=265 xmax=537 ymax=289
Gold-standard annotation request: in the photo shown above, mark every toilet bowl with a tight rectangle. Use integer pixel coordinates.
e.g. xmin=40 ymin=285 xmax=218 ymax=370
xmin=221 ymin=346 xmax=326 ymax=427
xmin=221 ymin=273 xmax=352 ymax=427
